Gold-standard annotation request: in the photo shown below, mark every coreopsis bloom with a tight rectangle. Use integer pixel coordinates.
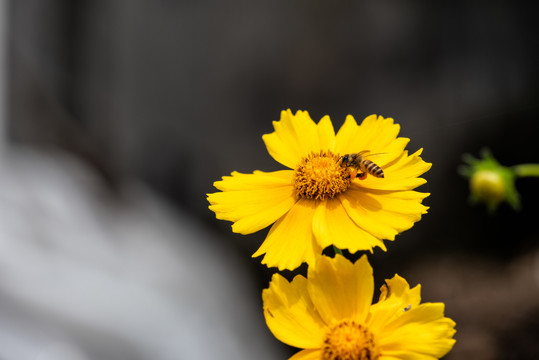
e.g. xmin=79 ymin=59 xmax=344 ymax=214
xmin=460 ymin=149 xmax=520 ymax=212
xmin=208 ymin=110 xmax=431 ymax=270
xmin=263 ymin=254 xmax=456 ymax=360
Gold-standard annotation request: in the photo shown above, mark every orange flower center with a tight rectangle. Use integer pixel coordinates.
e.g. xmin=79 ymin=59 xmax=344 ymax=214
xmin=321 ymin=320 xmax=380 ymax=360
xmin=294 ymin=151 xmax=351 ymax=200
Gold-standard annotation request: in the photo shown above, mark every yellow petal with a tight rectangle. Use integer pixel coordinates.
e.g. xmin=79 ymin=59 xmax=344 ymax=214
xmin=289 ymin=349 xmax=322 ymax=360
xmin=335 ymin=115 xmax=401 ymax=155
xmin=380 ymin=275 xmax=422 ymax=303
xmin=334 ymin=115 xmax=359 ymax=154
xmin=377 ymin=356 xmax=404 ymax=360
xmin=367 ymin=275 xmax=456 ymax=359
xmin=340 ymin=189 xmax=429 ymax=240
xmin=334 ymin=114 xmax=376 ymax=154
xmin=379 ymin=353 xmax=438 ymax=360
xmin=313 ymin=198 xmax=386 ymax=253
xmin=253 ymin=199 xmax=322 ymax=270
xmin=317 ymin=115 xmax=336 ymax=151
xmin=207 ymin=170 xmax=296 ymax=234
xmin=368 ymin=275 xmax=422 ymax=335
xmin=262 ymin=110 xmax=320 ymax=169
xmin=263 ymin=274 xmax=326 ymax=349
xmin=377 ymin=303 xmax=456 ymax=359
xmin=372 ymin=137 xmax=410 ymax=167
xmin=357 ymin=149 xmax=431 ymax=191
xmin=358 ymin=115 xmax=402 ymax=152
xmin=307 ymin=255 xmax=373 ymax=326
xmin=213 ymin=170 xmax=293 ymax=191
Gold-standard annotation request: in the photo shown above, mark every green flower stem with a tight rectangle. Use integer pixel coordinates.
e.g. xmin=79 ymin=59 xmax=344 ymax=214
xmin=513 ymin=164 xmax=539 ymax=178
xmin=333 ymin=246 xmax=343 ymax=256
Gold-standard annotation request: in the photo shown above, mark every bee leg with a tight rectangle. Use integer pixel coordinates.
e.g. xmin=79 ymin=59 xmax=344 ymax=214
xmin=349 ymin=169 xmax=358 ymax=181
xmin=357 ymin=172 xmax=368 ymax=180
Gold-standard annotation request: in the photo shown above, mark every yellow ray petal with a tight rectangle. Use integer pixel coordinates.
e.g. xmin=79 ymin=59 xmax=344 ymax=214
xmin=334 ymin=115 xmax=360 ymax=155
xmin=339 ymin=192 xmax=398 ymax=241
xmin=384 ymin=148 xmax=432 ymax=178
xmin=253 ymin=199 xmax=322 ymax=270
xmin=357 ymin=149 xmax=431 ymax=191
xmin=289 ymin=349 xmax=322 ymax=360
xmin=368 ymin=276 xmax=422 ymax=334
xmin=380 ymin=302 xmax=452 ymax=333
xmin=263 ymin=110 xmax=320 ymax=169
xmin=212 ymin=170 xmax=293 ymax=191
xmin=263 ymin=274 xmax=326 ymax=350
xmin=307 ymin=255 xmax=373 ymax=326
xmin=379 ymin=353 xmax=439 ymax=360
xmin=334 ymin=114 xmax=377 ymax=155
xmin=369 ymin=137 xmax=410 ymax=167
xmin=358 ymin=116 xmax=402 ymax=152
xmin=317 ymin=115 xmax=336 ymax=151
xmin=377 ymin=303 xmax=456 ymax=359
xmin=207 ymin=170 xmax=296 ymax=234
xmin=340 ymin=189 xmax=429 ymax=240
xmin=377 ymin=356 xmax=405 ymax=360
xmin=335 ymin=115 xmax=402 ymax=156
xmin=313 ymin=198 xmax=386 ymax=253
xmin=378 ymin=275 xmax=422 ymax=304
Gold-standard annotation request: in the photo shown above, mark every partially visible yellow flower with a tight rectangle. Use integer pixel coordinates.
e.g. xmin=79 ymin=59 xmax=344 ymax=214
xmin=263 ymin=255 xmax=456 ymax=360
xmin=207 ymin=110 xmax=431 ymax=270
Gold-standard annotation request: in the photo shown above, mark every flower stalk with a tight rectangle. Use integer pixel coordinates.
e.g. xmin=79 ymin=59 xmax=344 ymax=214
xmin=513 ymin=163 xmax=539 ymax=178
xmin=333 ymin=245 xmax=343 ymax=256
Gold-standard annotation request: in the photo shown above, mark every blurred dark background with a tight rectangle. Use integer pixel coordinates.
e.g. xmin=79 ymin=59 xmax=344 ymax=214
xmin=4 ymin=0 xmax=539 ymax=359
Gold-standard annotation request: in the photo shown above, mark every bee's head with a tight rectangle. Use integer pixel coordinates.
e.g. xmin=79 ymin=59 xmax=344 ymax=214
xmin=338 ymin=154 xmax=349 ymax=166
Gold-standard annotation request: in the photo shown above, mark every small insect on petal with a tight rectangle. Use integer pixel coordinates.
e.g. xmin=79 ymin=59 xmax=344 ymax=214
xmin=338 ymin=151 xmax=384 ymax=180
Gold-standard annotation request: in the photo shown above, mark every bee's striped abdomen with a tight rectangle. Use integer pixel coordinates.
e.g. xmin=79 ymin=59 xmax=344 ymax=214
xmin=362 ymin=160 xmax=384 ymax=178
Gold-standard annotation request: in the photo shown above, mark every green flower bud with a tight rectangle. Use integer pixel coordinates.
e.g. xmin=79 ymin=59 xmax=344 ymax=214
xmin=459 ymin=149 xmax=520 ymax=212
xmin=470 ymin=169 xmax=507 ymax=209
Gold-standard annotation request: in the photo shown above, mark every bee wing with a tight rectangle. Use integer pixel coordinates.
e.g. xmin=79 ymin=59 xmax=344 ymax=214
xmin=357 ymin=150 xmax=386 ymax=158
xmin=363 ymin=152 xmax=386 ymax=158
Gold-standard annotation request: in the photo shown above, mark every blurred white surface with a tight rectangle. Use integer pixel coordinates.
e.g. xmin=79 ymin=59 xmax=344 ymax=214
xmin=0 ymin=147 xmax=284 ymax=360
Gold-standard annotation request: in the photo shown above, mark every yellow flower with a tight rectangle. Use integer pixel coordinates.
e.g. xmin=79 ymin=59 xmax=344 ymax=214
xmin=263 ymin=255 xmax=456 ymax=360
xmin=207 ymin=110 xmax=431 ymax=270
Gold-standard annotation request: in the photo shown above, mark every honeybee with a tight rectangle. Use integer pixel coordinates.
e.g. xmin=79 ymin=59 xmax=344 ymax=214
xmin=338 ymin=151 xmax=384 ymax=181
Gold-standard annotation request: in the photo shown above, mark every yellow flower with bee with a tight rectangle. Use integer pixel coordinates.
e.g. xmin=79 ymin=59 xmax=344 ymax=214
xmin=207 ymin=109 xmax=431 ymax=270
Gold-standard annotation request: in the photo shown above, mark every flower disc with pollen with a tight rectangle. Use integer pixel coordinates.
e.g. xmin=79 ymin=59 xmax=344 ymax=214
xmin=322 ymin=320 xmax=379 ymax=360
xmin=294 ymin=151 xmax=351 ymax=200
xmin=208 ymin=109 xmax=432 ymax=270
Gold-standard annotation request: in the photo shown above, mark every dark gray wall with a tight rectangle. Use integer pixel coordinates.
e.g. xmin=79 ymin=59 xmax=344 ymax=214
xmin=9 ymin=0 xmax=539 ymax=254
